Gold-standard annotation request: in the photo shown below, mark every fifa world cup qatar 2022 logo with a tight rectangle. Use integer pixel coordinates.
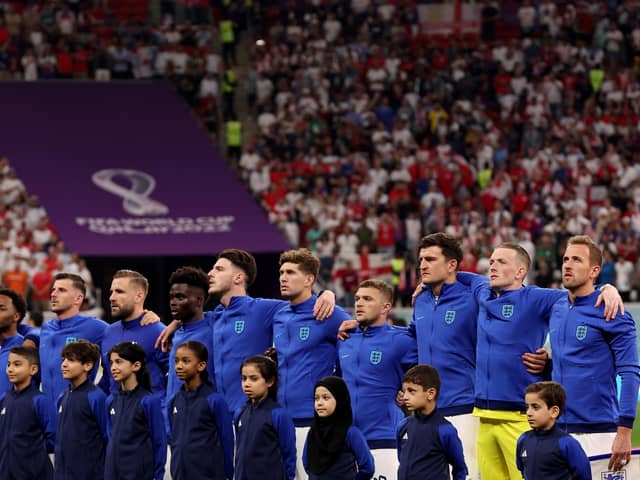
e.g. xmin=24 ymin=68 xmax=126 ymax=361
xmin=92 ymin=168 xmax=169 ymax=216
xmin=80 ymin=168 xmax=234 ymax=236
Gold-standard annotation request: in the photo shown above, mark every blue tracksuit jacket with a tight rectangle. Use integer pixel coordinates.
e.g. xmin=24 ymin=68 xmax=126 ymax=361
xmin=18 ymin=323 xmax=40 ymax=347
xmin=410 ymin=281 xmax=477 ymax=415
xmin=168 ymin=381 xmax=234 ymax=480
xmin=166 ymin=316 xmax=216 ymax=405
xmin=210 ymin=296 xmax=284 ymax=413
xmin=106 ymin=386 xmax=167 ymax=480
xmin=459 ymin=272 xmax=563 ymax=411
xmin=40 ymin=314 xmax=109 ymax=409
xmin=274 ymin=295 xmax=350 ymax=424
xmin=55 ymin=379 xmax=108 ymax=480
xmin=550 ymin=291 xmax=640 ymax=432
xmin=302 ymin=425 xmax=375 ymax=480
xmin=99 ymin=315 xmax=169 ymax=396
xmin=0 ymin=334 xmax=24 ymax=392
xmin=397 ymin=409 xmax=467 ymax=480
xmin=0 ymin=383 xmax=55 ymax=480
xmin=338 ymin=324 xmax=418 ymax=448
xmin=516 ymin=425 xmax=591 ymax=479
xmin=234 ymin=397 xmax=297 ymax=480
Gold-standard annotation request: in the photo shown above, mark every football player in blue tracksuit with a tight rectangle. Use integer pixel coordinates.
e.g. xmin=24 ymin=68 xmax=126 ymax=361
xmin=207 ymin=249 xmax=335 ymax=415
xmin=0 ymin=346 xmax=55 ymax=480
xmin=106 ymin=343 xmax=166 ymax=480
xmin=157 ymin=250 xmax=335 ymax=415
xmin=0 ymin=289 xmax=27 ymax=393
xmin=208 ymin=293 xmax=280 ymax=414
xmin=398 ymin=365 xmax=467 ymax=480
xmin=274 ymin=249 xmax=351 ymax=479
xmin=339 ymin=280 xmax=418 ymax=480
xmin=517 ymin=381 xmax=590 ymax=480
xmin=168 ymin=341 xmax=234 ymax=480
xmin=235 ymin=355 xmax=296 ymax=480
xmin=99 ymin=270 xmax=168 ymax=396
xmin=550 ymin=236 xmax=640 ymax=468
xmin=165 ymin=267 xmax=216 ymax=408
xmin=55 ymin=340 xmax=108 ymax=480
xmin=409 ymin=233 xmax=479 ymax=479
xmin=40 ymin=273 xmax=108 ymax=411
xmin=457 ymin=242 xmax=622 ymax=480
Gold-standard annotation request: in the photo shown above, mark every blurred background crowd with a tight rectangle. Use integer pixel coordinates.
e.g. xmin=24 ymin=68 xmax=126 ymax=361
xmin=1 ymin=0 xmax=640 ymax=312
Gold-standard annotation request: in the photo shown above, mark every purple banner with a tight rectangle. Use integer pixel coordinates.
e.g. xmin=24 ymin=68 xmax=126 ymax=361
xmin=0 ymin=82 xmax=289 ymax=255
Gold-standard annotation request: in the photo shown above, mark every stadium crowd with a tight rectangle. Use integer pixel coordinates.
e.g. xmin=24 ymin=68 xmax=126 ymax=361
xmin=1 ymin=0 xmax=640 ymax=305
xmin=234 ymin=0 xmax=640 ymax=304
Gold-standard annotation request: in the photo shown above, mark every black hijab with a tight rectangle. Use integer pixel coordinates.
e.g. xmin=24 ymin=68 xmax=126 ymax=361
xmin=306 ymin=376 xmax=353 ymax=475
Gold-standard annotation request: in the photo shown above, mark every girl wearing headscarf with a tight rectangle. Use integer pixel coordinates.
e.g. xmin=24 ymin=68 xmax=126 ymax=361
xmin=303 ymin=376 xmax=374 ymax=479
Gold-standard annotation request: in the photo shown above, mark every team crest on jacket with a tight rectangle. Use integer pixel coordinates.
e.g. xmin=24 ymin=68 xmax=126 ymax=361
xmin=65 ymin=336 xmax=77 ymax=344
xmin=502 ymin=304 xmax=514 ymax=318
xmin=234 ymin=320 xmax=245 ymax=334
xmin=576 ymin=325 xmax=588 ymax=340
xmin=299 ymin=327 xmax=310 ymax=341
xmin=444 ymin=310 xmax=456 ymax=324
xmin=600 ymin=471 xmax=626 ymax=480
xmin=369 ymin=351 xmax=382 ymax=365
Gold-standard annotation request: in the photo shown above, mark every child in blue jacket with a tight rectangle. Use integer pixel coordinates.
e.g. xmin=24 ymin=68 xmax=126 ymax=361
xmin=0 ymin=346 xmax=54 ymax=480
xmin=168 ymin=341 xmax=234 ymax=480
xmin=303 ymin=376 xmax=374 ymax=479
xmin=235 ymin=355 xmax=296 ymax=480
xmin=397 ymin=365 xmax=467 ymax=480
xmin=105 ymin=342 xmax=166 ymax=480
xmin=517 ymin=381 xmax=591 ymax=480
xmin=55 ymin=340 xmax=108 ymax=480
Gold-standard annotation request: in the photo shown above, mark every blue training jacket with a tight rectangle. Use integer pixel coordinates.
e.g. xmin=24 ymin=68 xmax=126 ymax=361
xmin=516 ymin=425 xmax=591 ymax=480
xmin=338 ymin=324 xmax=418 ymax=448
xmin=459 ymin=272 xmax=563 ymax=411
xmin=18 ymin=323 xmax=40 ymax=347
xmin=0 ymin=383 xmax=55 ymax=480
xmin=274 ymin=295 xmax=350 ymax=424
xmin=550 ymin=291 xmax=640 ymax=432
xmin=168 ymin=381 xmax=234 ymax=480
xmin=0 ymin=334 xmax=24 ymax=393
xmin=210 ymin=296 xmax=284 ymax=414
xmin=397 ymin=409 xmax=467 ymax=480
xmin=410 ymin=281 xmax=477 ymax=415
xmin=106 ymin=386 xmax=167 ymax=480
xmin=302 ymin=425 xmax=375 ymax=480
xmin=40 ymin=314 xmax=109 ymax=410
xmin=99 ymin=315 xmax=169 ymax=396
xmin=234 ymin=397 xmax=297 ymax=480
xmin=55 ymin=379 xmax=108 ymax=480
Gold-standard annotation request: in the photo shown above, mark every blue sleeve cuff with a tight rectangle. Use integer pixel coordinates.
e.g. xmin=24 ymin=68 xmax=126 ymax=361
xmin=618 ymin=416 xmax=635 ymax=429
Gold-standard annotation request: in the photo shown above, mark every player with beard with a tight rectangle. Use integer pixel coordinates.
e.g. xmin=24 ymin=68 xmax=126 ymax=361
xmin=40 ymin=273 xmax=109 ymax=410
xmin=550 ymin=235 xmax=639 ymax=470
xmin=272 ymin=248 xmax=351 ymax=480
xmin=338 ymin=279 xmax=417 ymax=480
xmin=99 ymin=270 xmax=169 ymax=396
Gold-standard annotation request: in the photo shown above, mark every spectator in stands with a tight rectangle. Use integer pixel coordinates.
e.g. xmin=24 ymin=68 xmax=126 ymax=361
xmin=615 ymin=254 xmax=635 ymax=302
xmin=30 ymin=262 xmax=52 ymax=314
xmin=2 ymin=261 xmax=28 ymax=298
